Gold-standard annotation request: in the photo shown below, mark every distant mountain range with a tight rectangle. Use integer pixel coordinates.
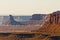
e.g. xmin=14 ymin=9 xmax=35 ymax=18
xmin=0 ymin=11 xmax=60 ymax=25
xmin=1 ymin=14 xmax=47 ymax=25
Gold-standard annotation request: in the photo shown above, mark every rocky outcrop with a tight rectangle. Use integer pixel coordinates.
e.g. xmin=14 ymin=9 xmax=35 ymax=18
xmin=32 ymin=11 xmax=60 ymax=32
xmin=49 ymin=11 xmax=60 ymax=24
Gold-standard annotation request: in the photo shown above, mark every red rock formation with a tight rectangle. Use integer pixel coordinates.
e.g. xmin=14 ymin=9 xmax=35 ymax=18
xmin=49 ymin=11 xmax=60 ymax=24
xmin=32 ymin=11 xmax=60 ymax=33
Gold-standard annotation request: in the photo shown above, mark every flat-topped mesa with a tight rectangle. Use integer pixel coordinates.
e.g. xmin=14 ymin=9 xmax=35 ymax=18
xmin=49 ymin=11 xmax=60 ymax=24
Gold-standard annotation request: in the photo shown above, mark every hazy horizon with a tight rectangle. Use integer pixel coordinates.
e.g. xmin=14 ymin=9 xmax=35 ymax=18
xmin=0 ymin=0 xmax=60 ymax=15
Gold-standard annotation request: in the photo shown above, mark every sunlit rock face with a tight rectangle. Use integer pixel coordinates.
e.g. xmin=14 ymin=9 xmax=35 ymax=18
xmin=49 ymin=11 xmax=60 ymax=24
xmin=32 ymin=11 xmax=60 ymax=32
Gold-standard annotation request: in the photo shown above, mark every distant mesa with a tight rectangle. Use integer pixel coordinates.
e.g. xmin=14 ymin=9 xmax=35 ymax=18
xmin=31 ymin=14 xmax=47 ymax=20
xmin=8 ymin=14 xmax=47 ymax=25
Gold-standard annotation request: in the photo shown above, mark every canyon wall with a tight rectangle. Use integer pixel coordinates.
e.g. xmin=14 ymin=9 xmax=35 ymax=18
xmin=49 ymin=11 xmax=60 ymax=24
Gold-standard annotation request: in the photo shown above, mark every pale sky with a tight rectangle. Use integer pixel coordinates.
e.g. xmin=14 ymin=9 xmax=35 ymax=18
xmin=0 ymin=0 xmax=60 ymax=15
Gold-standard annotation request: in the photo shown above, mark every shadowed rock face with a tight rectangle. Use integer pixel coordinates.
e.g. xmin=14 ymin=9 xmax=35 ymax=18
xmin=17 ymin=34 xmax=35 ymax=38
xmin=0 ymin=33 xmax=11 ymax=36
xmin=51 ymin=36 xmax=60 ymax=40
